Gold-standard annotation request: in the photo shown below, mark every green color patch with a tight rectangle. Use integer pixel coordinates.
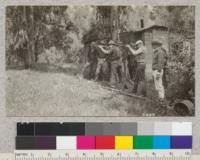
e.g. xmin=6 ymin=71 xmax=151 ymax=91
xmin=134 ymin=136 xmax=153 ymax=149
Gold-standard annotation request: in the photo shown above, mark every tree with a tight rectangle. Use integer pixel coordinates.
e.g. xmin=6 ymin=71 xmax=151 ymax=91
xmin=6 ymin=6 xmax=96 ymax=66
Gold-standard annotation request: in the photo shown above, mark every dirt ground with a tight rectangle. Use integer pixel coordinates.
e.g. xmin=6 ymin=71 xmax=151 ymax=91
xmin=6 ymin=64 xmax=177 ymax=117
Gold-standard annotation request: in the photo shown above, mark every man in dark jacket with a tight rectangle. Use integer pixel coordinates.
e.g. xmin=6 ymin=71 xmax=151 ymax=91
xmin=152 ymin=40 xmax=167 ymax=100
xmin=97 ymin=40 xmax=123 ymax=84
xmin=127 ymin=42 xmax=137 ymax=80
xmin=94 ymin=40 xmax=110 ymax=81
xmin=82 ymin=42 xmax=98 ymax=80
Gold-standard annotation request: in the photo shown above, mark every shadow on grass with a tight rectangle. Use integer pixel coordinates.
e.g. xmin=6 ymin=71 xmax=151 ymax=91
xmin=6 ymin=63 xmax=81 ymax=76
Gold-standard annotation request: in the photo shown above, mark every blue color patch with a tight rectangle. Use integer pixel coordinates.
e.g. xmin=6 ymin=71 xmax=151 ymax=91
xmin=153 ymin=136 xmax=170 ymax=149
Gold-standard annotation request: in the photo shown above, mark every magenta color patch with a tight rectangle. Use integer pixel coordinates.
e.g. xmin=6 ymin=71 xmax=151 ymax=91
xmin=77 ymin=136 xmax=95 ymax=149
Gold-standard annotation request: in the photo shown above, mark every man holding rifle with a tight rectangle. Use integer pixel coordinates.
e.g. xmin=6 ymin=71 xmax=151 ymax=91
xmin=97 ymin=40 xmax=124 ymax=85
xmin=94 ymin=40 xmax=108 ymax=81
xmin=126 ymin=40 xmax=147 ymax=96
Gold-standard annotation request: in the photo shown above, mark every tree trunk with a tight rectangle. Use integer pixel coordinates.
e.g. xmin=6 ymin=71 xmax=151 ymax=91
xmin=110 ymin=6 xmax=120 ymax=42
xmin=29 ymin=6 xmax=36 ymax=65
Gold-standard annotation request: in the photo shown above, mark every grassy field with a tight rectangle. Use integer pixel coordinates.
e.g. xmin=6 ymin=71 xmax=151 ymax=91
xmin=6 ymin=64 xmax=177 ymax=117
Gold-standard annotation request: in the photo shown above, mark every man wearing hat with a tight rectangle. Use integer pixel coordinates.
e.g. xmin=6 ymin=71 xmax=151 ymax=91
xmin=152 ymin=39 xmax=167 ymax=101
xmin=98 ymin=40 xmax=124 ymax=84
xmin=127 ymin=42 xmax=137 ymax=80
xmin=94 ymin=40 xmax=111 ymax=81
xmin=126 ymin=40 xmax=147 ymax=95
xmin=82 ymin=41 xmax=98 ymax=80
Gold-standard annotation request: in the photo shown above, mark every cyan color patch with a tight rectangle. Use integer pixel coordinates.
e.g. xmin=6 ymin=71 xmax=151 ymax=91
xmin=153 ymin=136 xmax=170 ymax=149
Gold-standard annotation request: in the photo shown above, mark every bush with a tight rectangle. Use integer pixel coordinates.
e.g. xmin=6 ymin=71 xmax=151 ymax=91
xmin=166 ymin=34 xmax=194 ymax=102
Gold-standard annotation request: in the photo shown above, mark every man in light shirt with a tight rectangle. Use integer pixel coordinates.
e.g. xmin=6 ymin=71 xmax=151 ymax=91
xmin=126 ymin=40 xmax=147 ymax=96
xmin=152 ymin=40 xmax=167 ymax=101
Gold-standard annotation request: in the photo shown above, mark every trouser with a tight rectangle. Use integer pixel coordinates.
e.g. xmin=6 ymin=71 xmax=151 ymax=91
xmin=95 ymin=58 xmax=106 ymax=81
xmin=82 ymin=62 xmax=90 ymax=78
xmin=82 ymin=62 xmax=97 ymax=80
xmin=128 ymin=61 xmax=137 ymax=80
xmin=122 ymin=60 xmax=129 ymax=80
xmin=101 ymin=60 xmax=110 ymax=81
xmin=163 ymin=67 xmax=168 ymax=88
xmin=110 ymin=60 xmax=122 ymax=84
xmin=133 ymin=63 xmax=145 ymax=95
xmin=153 ymin=69 xmax=165 ymax=99
xmin=18 ymin=48 xmax=29 ymax=68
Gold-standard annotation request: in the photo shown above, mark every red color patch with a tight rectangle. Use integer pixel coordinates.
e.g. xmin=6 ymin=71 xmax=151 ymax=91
xmin=95 ymin=136 xmax=115 ymax=149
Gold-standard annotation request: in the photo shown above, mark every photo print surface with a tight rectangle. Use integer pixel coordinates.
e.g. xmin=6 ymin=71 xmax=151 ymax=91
xmin=6 ymin=6 xmax=195 ymax=116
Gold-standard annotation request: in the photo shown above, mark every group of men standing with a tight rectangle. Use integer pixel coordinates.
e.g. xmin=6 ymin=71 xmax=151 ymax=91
xmin=82 ymin=38 xmax=168 ymax=102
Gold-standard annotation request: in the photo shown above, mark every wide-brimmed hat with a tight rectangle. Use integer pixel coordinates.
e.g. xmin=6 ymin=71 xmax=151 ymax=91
xmin=152 ymin=40 xmax=162 ymax=45
xmin=135 ymin=40 xmax=143 ymax=45
xmin=98 ymin=40 xmax=106 ymax=45
xmin=109 ymin=40 xmax=116 ymax=45
xmin=90 ymin=41 xmax=96 ymax=46
xmin=129 ymin=42 xmax=136 ymax=47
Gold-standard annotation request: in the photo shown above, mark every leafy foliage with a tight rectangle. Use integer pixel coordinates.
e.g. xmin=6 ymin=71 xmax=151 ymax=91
xmin=6 ymin=6 xmax=96 ymax=65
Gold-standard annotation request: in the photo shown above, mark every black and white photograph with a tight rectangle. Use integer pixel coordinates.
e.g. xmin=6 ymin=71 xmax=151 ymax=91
xmin=6 ymin=6 xmax=195 ymax=116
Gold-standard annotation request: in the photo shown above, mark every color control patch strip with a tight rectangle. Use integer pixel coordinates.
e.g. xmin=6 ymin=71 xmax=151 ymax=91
xmin=16 ymin=122 xmax=192 ymax=150
xmin=16 ymin=136 xmax=192 ymax=150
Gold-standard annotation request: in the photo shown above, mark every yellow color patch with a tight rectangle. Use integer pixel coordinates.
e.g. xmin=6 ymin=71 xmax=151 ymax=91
xmin=115 ymin=136 xmax=133 ymax=149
